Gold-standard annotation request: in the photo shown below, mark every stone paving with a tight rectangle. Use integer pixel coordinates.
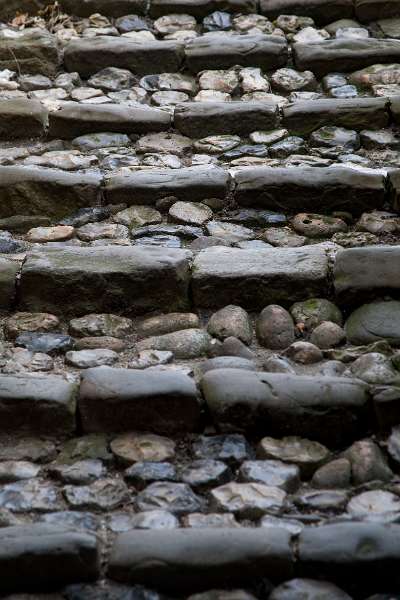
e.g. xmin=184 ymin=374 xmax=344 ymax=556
xmin=0 ymin=0 xmax=400 ymax=597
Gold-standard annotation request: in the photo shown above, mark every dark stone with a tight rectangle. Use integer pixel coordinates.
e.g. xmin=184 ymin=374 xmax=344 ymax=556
xmin=149 ymin=0 xmax=257 ymax=18
xmin=79 ymin=366 xmax=200 ymax=434
xmin=124 ymin=462 xmax=177 ymax=489
xmin=185 ymin=35 xmax=287 ymax=72
xmin=16 ymin=332 xmax=74 ymax=355
xmin=0 ymin=28 xmax=59 ymax=76
xmin=260 ymin=0 xmax=353 ymax=24
xmin=108 ymin=529 xmax=293 ymax=592
xmin=192 ymin=434 xmax=252 ymax=465
xmin=234 ymin=166 xmax=385 ymax=214
xmin=201 ymin=369 xmax=370 ymax=446
xmin=0 ymin=99 xmax=48 ymax=139
xmin=355 ymin=0 xmax=400 ymax=22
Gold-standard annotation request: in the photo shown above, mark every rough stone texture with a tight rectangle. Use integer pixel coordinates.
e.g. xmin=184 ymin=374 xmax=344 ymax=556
xmin=201 ymin=369 xmax=370 ymax=446
xmin=334 ymin=246 xmax=400 ymax=304
xmin=105 ymin=167 xmax=229 ymax=205
xmin=48 ymin=103 xmax=171 ymax=139
xmin=174 ymin=102 xmax=280 ymax=137
xmin=64 ymin=37 xmax=184 ymax=78
xmin=234 ymin=166 xmax=385 ymax=214
xmin=150 ymin=0 xmax=257 ymax=17
xmin=0 ymin=100 xmax=48 ymax=139
xmin=294 ymin=39 xmax=400 ymax=77
xmin=20 ymin=247 xmax=191 ymax=317
xmin=192 ymin=247 xmax=329 ymax=310
xmin=0 ymin=28 xmax=59 ymax=76
xmin=298 ymin=523 xmax=400 ymax=593
xmin=60 ymin=0 xmax=147 ymax=16
xmin=108 ymin=528 xmax=293 ymax=592
xmin=0 ymin=374 xmax=77 ymax=435
xmin=0 ymin=167 xmax=101 ymax=220
xmin=0 ymin=524 xmax=99 ymax=592
xmin=282 ymin=98 xmax=389 ymax=135
xmin=355 ymin=0 xmax=400 ymax=22
xmin=185 ymin=35 xmax=288 ymax=72
xmin=0 ymin=259 xmax=19 ymax=310
xmin=260 ymin=0 xmax=354 ymax=24
xmin=79 ymin=366 xmax=200 ymax=434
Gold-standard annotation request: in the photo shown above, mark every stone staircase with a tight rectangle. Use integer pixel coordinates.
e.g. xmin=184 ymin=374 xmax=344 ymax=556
xmin=0 ymin=0 xmax=400 ymax=598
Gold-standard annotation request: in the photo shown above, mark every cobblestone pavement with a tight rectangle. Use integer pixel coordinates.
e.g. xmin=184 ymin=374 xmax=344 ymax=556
xmin=0 ymin=0 xmax=400 ymax=598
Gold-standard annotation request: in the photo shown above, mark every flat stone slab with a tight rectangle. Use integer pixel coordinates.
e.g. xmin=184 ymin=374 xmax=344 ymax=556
xmin=201 ymin=369 xmax=370 ymax=446
xmin=388 ymin=167 xmax=400 ymax=211
xmin=0 ymin=374 xmax=77 ymax=435
xmin=282 ymin=98 xmax=389 ymax=135
xmin=233 ymin=166 xmax=386 ymax=214
xmin=192 ymin=246 xmax=329 ymax=310
xmin=260 ymin=0 xmax=353 ymax=24
xmin=105 ymin=167 xmax=229 ymax=205
xmin=0 ymin=167 xmax=101 ymax=220
xmin=48 ymin=103 xmax=171 ymax=139
xmin=60 ymin=0 xmax=147 ymax=16
xmin=334 ymin=246 xmax=400 ymax=304
xmin=298 ymin=523 xmax=400 ymax=592
xmin=19 ymin=246 xmax=191 ymax=317
xmin=185 ymin=34 xmax=287 ymax=72
xmin=355 ymin=0 xmax=400 ymax=22
xmin=108 ymin=528 xmax=293 ymax=592
xmin=0 ymin=99 xmax=48 ymax=139
xmin=149 ymin=0 xmax=257 ymax=17
xmin=0 ymin=28 xmax=59 ymax=76
xmin=0 ymin=259 xmax=19 ymax=310
xmin=79 ymin=366 xmax=200 ymax=434
xmin=293 ymin=39 xmax=400 ymax=77
xmin=64 ymin=37 xmax=184 ymax=78
xmin=0 ymin=524 xmax=99 ymax=592
xmin=174 ymin=102 xmax=280 ymax=138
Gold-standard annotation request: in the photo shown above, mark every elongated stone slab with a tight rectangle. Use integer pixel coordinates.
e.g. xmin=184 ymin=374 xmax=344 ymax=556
xmin=390 ymin=96 xmax=400 ymax=125
xmin=192 ymin=246 xmax=329 ymax=310
xmin=355 ymin=0 xmax=400 ymax=22
xmin=20 ymin=247 xmax=191 ymax=317
xmin=79 ymin=366 xmax=200 ymax=434
xmin=0 ymin=167 xmax=101 ymax=220
xmin=60 ymin=0 xmax=146 ymax=16
xmin=0 ymin=525 xmax=99 ymax=592
xmin=334 ymin=246 xmax=400 ymax=304
xmin=105 ymin=166 xmax=229 ymax=205
xmin=0 ymin=374 xmax=78 ymax=435
xmin=48 ymin=103 xmax=170 ymax=139
xmin=0 ymin=99 xmax=48 ymax=139
xmin=260 ymin=0 xmax=354 ymax=24
xmin=298 ymin=523 xmax=400 ymax=593
xmin=234 ymin=166 xmax=386 ymax=214
xmin=64 ymin=37 xmax=184 ymax=78
xmin=201 ymin=369 xmax=370 ymax=446
xmin=282 ymin=98 xmax=389 ymax=135
xmin=185 ymin=34 xmax=288 ymax=72
xmin=174 ymin=102 xmax=280 ymax=138
xmin=0 ymin=28 xmax=59 ymax=76
xmin=108 ymin=528 xmax=293 ymax=591
xmin=388 ymin=168 xmax=400 ymax=210
xmin=293 ymin=39 xmax=400 ymax=77
xmin=150 ymin=0 xmax=257 ymax=17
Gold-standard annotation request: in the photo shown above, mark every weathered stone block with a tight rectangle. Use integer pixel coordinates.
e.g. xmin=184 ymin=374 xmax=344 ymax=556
xmin=174 ymin=102 xmax=280 ymax=138
xmin=108 ymin=528 xmax=293 ymax=591
xmin=0 ymin=259 xmax=18 ymax=310
xmin=150 ymin=0 xmax=257 ymax=17
xmin=282 ymin=98 xmax=389 ymax=135
xmin=201 ymin=369 xmax=370 ymax=446
xmin=185 ymin=35 xmax=287 ymax=72
xmin=64 ymin=37 xmax=184 ymax=78
xmin=234 ymin=166 xmax=386 ymax=214
xmin=0 ymin=524 xmax=99 ymax=592
xmin=0 ymin=28 xmax=59 ymax=76
xmin=60 ymin=0 xmax=147 ymax=16
xmin=260 ymin=0 xmax=354 ymax=24
xmin=0 ymin=167 xmax=101 ymax=220
xmin=0 ymin=99 xmax=48 ymax=139
xmin=20 ymin=247 xmax=191 ymax=317
xmin=355 ymin=0 xmax=400 ymax=22
xmin=105 ymin=167 xmax=229 ymax=205
xmin=334 ymin=246 xmax=400 ymax=304
xmin=79 ymin=366 xmax=200 ymax=434
xmin=293 ymin=39 xmax=400 ymax=77
xmin=48 ymin=103 xmax=170 ymax=139
xmin=192 ymin=246 xmax=329 ymax=310
xmin=0 ymin=374 xmax=77 ymax=435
